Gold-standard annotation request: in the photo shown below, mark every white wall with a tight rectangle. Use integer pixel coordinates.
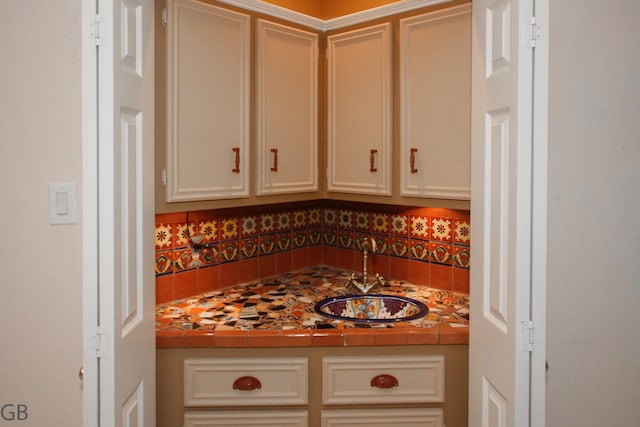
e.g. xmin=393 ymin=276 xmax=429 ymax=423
xmin=0 ymin=1 xmax=83 ymax=425
xmin=546 ymin=0 xmax=640 ymax=425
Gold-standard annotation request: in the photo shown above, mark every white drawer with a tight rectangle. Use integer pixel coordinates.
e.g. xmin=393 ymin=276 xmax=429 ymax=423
xmin=321 ymin=408 xmax=444 ymax=427
xmin=322 ymin=354 xmax=444 ymax=405
xmin=184 ymin=357 xmax=308 ymax=407
xmin=185 ymin=409 xmax=308 ymax=427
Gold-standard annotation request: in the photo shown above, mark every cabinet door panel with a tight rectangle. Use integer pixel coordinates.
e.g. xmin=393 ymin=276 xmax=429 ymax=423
xmin=256 ymin=19 xmax=318 ymax=195
xmin=321 ymin=408 xmax=444 ymax=427
xmin=166 ymin=0 xmax=250 ymax=201
xmin=327 ymin=23 xmax=392 ymax=195
xmin=400 ymin=5 xmax=471 ymax=199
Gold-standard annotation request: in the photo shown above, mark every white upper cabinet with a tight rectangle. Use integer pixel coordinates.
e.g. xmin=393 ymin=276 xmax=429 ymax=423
xmin=165 ymin=0 xmax=250 ymax=202
xmin=255 ymin=19 xmax=319 ymax=195
xmin=327 ymin=23 xmax=393 ymax=196
xmin=399 ymin=5 xmax=471 ymax=200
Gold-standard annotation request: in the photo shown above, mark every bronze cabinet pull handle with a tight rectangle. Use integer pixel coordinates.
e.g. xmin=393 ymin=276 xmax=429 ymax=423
xmin=232 ymin=147 xmax=240 ymax=173
xmin=270 ymin=148 xmax=278 ymax=172
xmin=410 ymin=148 xmax=418 ymax=173
xmin=233 ymin=376 xmax=262 ymax=391
xmin=370 ymin=374 xmax=399 ymax=389
xmin=370 ymin=149 xmax=378 ymax=172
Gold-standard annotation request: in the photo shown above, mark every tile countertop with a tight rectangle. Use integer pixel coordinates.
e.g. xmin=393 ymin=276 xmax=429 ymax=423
xmin=156 ymin=265 xmax=469 ymax=348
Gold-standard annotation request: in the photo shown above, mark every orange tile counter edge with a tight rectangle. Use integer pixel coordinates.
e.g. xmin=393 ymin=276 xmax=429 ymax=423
xmin=156 ymin=324 xmax=468 ymax=348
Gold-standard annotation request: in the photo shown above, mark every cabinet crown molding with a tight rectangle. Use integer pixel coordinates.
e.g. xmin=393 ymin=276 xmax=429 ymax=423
xmin=216 ymin=0 xmax=453 ymax=31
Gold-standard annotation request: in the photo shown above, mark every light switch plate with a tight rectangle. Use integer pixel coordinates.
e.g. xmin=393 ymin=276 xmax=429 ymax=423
xmin=49 ymin=182 xmax=77 ymax=224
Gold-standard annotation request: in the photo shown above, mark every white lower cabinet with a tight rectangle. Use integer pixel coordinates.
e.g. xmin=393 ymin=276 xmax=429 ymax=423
xmin=184 ymin=409 xmax=309 ymax=427
xmin=321 ymin=355 xmax=445 ymax=427
xmin=177 ymin=353 xmax=452 ymax=427
xmin=322 ymin=354 xmax=445 ymax=405
xmin=321 ymin=408 xmax=444 ymax=427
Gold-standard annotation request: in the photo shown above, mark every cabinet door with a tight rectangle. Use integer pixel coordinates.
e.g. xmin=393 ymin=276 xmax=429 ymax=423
xmin=327 ymin=23 xmax=392 ymax=196
xmin=185 ymin=410 xmax=308 ymax=427
xmin=321 ymin=408 xmax=444 ymax=427
xmin=255 ymin=19 xmax=318 ymax=195
xmin=399 ymin=5 xmax=471 ymax=199
xmin=165 ymin=0 xmax=250 ymax=201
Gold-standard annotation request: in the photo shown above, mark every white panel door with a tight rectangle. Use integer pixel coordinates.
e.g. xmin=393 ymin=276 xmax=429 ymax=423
xmin=97 ymin=0 xmax=156 ymax=425
xmin=469 ymin=0 xmax=534 ymax=426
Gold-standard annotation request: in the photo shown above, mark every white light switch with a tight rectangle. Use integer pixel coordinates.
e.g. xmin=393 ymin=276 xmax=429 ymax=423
xmin=49 ymin=182 xmax=77 ymax=224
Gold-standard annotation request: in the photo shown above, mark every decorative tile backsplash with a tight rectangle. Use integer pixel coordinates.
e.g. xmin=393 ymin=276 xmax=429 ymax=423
xmin=155 ymin=202 xmax=470 ymax=304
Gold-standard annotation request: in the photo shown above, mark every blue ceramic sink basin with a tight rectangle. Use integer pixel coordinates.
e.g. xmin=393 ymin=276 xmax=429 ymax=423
xmin=314 ymin=294 xmax=428 ymax=323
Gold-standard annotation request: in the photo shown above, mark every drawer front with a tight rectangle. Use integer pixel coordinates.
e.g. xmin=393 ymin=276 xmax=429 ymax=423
xmin=321 ymin=408 xmax=444 ymax=427
xmin=184 ymin=357 xmax=308 ymax=406
xmin=322 ymin=354 xmax=444 ymax=404
xmin=185 ymin=409 xmax=308 ymax=427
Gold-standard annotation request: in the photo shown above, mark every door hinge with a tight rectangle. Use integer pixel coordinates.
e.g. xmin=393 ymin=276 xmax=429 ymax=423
xmin=525 ymin=16 xmax=541 ymax=48
xmin=161 ymin=169 xmax=167 ymax=186
xmin=520 ymin=320 xmax=534 ymax=352
xmin=90 ymin=327 xmax=110 ymax=358
xmin=162 ymin=8 xmax=168 ymax=26
xmin=91 ymin=15 xmax=104 ymax=46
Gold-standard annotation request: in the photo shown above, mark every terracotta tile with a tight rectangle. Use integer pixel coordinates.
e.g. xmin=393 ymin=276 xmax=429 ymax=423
xmin=322 ymin=245 xmax=338 ymax=266
xmin=311 ymin=330 xmax=344 ymax=347
xmin=280 ymin=329 xmax=313 ymax=347
xmin=183 ymin=330 xmax=215 ymax=348
xmin=389 ymin=257 xmax=410 ymax=282
xmin=336 ymin=247 xmax=357 ymax=271
xmin=198 ymin=265 xmax=219 ymax=294
xmin=374 ymin=329 xmax=407 ymax=346
xmin=258 ymin=254 xmax=276 ymax=277
xmin=437 ymin=325 xmax=469 ymax=344
xmin=275 ymin=251 xmax=292 ymax=275
xmin=238 ymin=257 xmax=259 ymax=284
xmin=308 ymin=245 xmax=323 ymax=265
xmin=453 ymin=267 xmax=470 ymax=294
xmin=155 ymin=273 xmax=175 ymax=304
xmin=218 ymin=261 xmax=239 ymax=288
xmin=291 ymin=247 xmax=309 ymax=270
xmin=156 ymin=330 xmax=184 ymax=348
xmin=409 ymin=259 xmax=430 ymax=286
xmin=431 ymin=263 xmax=453 ymax=291
xmin=343 ymin=328 xmax=376 ymax=346
xmin=174 ymin=269 xmax=198 ymax=300
xmin=247 ymin=330 xmax=281 ymax=347
xmin=405 ymin=328 xmax=439 ymax=345
xmin=214 ymin=330 xmax=249 ymax=347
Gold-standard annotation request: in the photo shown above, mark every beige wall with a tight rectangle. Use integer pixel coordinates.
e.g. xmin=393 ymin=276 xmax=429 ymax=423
xmin=0 ymin=1 xmax=83 ymax=425
xmin=546 ymin=0 xmax=640 ymax=425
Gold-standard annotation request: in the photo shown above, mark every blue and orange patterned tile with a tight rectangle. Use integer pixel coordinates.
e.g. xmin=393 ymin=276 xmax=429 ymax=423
xmin=390 ymin=214 xmax=409 ymax=237
xmin=430 ymin=242 xmax=453 ymax=265
xmin=409 ymin=215 xmax=430 ymax=240
xmin=276 ymin=211 xmax=291 ymax=232
xmin=239 ymin=237 xmax=258 ymax=259
xmin=155 ymin=223 xmax=174 ymax=250
xmin=220 ymin=217 xmax=239 ymax=241
xmin=390 ymin=237 xmax=409 ymax=258
xmin=259 ymin=235 xmax=277 ymax=255
xmin=292 ymin=210 xmax=307 ymax=229
xmin=452 ymin=245 xmax=470 ymax=269
xmin=353 ymin=211 xmax=370 ymax=231
xmin=338 ymin=209 xmax=353 ymax=230
xmin=240 ymin=215 xmax=259 ymax=237
xmin=323 ymin=208 xmax=337 ymax=227
xmin=409 ymin=239 xmax=429 ymax=261
xmin=259 ymin=213 xmax=276 ymax=234
xmin=337 ymin=230 xmax=353 ymax=249
xmin=430 ymin=217 xmax=453 ymax=242
xmin=307 ymin=208 xmax=321 ymax=226
xmin=155 ymin=250 xmax=173 ymax=275
xmin=371 ymin=212 xmax=389 ymax=234
xmin=453 ymin=219 xmax=471 ymax=246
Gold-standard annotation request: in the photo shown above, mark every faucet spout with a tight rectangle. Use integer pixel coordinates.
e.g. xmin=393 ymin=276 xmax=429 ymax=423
xmin=346 ymin=236 xmax=384 ymax=293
